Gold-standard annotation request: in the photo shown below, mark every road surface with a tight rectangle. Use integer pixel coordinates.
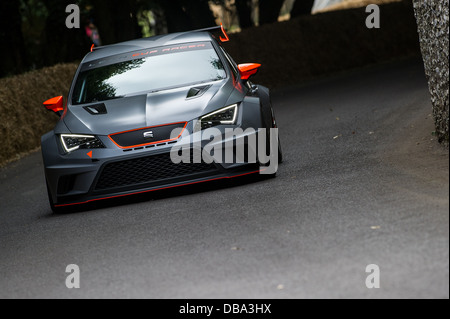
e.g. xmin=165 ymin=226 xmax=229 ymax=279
xmin=0 ymin=58 xmax=448 ymax=298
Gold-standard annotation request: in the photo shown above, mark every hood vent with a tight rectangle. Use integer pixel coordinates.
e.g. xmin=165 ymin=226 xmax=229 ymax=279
xmin=84 ymin=103 xmax=107 ymax=115
xmin=186 ymin=85 xmax=212 ymax=99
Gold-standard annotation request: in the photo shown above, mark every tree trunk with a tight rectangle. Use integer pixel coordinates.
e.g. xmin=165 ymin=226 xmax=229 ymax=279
xmin=150 ymin=5 xmax=168 ymax=35
xmin=158 ymin=0 xmax=192 ymax=33
xmin=183 ymin=0 xmax=217 ymax=29
xmin=114 ymin=0 xmax=142 ymax=42
xmin=235 ymin=0 xmax=253 ymax=29
xmin=159 ymin=0 xmax=217 ymax=32
xmin=291 ymin=0 xmax=315 ymax=18
xmin=258 ymin=0 xmax=285 ymax=25
xmin=41 ymin=0 xmax=88 ymax=67
xmin=0 ymin=0 xmax=27 ymax=77
xmin=92 ymin=0 xmax=142 ymax=45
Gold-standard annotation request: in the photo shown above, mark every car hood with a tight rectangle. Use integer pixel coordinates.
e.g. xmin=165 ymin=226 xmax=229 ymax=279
xmin=63 ymin=80 xmax=236 ymax=135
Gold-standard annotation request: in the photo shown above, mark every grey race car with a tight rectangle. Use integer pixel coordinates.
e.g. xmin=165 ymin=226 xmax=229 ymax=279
xmin=41 ymin=26 xmax=281 ymax=212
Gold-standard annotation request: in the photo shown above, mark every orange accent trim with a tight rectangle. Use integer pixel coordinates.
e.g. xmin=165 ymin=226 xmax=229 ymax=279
xmin=91 ymin=44 xmax=95 ymax=52
xmin=220 ymin=23 xmax=229 ymax=42
xmin=54 ymin=169 xmax=262 ymax=208
xmin=238 ymin=63 xmax=261 ymax=80
xmin=108 ymin=122 xmax=188 ymax=149
xmin=43 ymin=96 xmax=64 ymax=113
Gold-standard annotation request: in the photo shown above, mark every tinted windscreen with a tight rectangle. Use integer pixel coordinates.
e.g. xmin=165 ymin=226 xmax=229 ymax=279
xmin=72 ymin=42 xmax=226 ymax=105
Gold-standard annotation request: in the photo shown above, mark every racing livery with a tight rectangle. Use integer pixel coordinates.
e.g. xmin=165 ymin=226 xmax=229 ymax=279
xmin=41 ymin=26 xmax=281 ymax=212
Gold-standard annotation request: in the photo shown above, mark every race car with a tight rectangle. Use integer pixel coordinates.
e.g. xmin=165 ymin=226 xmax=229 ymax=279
xmin=41 ymin=25 xmax=282 ymax=213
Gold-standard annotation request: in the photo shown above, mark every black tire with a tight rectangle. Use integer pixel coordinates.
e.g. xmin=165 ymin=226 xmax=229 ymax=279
xmin=278 ymin=136 xmax=283 ymax=164
xmin=259 ymin=122 xmax=282 ymax=177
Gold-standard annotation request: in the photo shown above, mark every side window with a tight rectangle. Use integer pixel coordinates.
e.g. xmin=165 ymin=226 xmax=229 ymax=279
xmin=220 ymin=46 xmax=239 ymax=80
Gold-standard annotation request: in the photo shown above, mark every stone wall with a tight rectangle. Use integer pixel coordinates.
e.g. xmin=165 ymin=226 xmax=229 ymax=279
xmin=413 ymin=0 xmax=449 ymax=144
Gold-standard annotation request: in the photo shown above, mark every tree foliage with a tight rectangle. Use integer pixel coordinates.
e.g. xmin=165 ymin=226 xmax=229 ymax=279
xmin=291 ymin=0 xmax=315 ymax=18
xmin=0 ymin=0 xmax=312 ymax=78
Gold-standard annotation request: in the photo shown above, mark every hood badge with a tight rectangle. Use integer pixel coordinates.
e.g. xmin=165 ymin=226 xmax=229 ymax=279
xmin=143 ymin=131 xmax=154 ymax=139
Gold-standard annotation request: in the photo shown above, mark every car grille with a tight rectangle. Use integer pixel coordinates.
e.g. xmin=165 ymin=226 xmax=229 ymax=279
xmin=109 ymin=122 xmax=187 ymax=148
xmin=94 ymin=152 xmax=217 ymax=191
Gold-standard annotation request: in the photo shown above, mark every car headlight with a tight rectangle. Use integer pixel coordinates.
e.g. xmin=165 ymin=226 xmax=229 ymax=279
xmin=60 ymin=134 xmax=105 ymax=153
xmin=198 ymin=104 xmax=238 ymax=130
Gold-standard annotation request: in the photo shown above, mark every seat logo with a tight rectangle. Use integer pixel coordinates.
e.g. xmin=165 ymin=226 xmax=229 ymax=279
xmin=143 ymin=131 xmax=154 ymax=139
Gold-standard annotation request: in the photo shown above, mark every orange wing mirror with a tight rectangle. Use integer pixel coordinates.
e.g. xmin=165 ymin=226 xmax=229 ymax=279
xmin=237 ymin=63 xmax=261 ymax=81
xmin=43 ymin=96 xmax=64 ymax=116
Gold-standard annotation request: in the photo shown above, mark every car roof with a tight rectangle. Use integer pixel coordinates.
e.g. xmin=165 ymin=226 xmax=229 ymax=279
xmin=83 ymin=31 xmax=216 ymax=63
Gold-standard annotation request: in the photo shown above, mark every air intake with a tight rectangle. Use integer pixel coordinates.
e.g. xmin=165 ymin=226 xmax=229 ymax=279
xmin=186 ymin=85 xmax=212 ymax=99
xmin=84 ymin=103 xmax=107 ymax=115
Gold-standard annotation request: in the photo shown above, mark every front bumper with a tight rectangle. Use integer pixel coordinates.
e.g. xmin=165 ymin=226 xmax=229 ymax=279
xmin=42 ymin=123 xmax=263 ymax=207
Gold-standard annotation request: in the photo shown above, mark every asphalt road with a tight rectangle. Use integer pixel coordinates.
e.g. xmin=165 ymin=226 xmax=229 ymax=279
xmin=0 ymin=59 xmax=448 ymax=299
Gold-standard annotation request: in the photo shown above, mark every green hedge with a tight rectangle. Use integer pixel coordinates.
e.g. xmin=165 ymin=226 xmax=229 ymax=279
xmin=0 ymin=63 xmax=78 ymax=166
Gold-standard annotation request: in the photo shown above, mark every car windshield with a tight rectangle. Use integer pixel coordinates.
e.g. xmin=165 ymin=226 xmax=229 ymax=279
xmin=71 ymin=42 xmax=226 ymax=105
